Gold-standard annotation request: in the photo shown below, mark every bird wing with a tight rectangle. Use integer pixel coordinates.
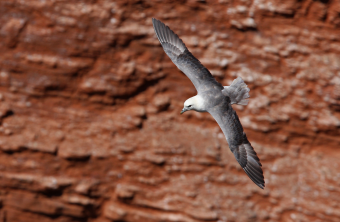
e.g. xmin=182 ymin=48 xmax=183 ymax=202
xmin=152 ymin=18 xmax=223 ymax=94
xmin=208 ymin=100 xmax=265 ymax=189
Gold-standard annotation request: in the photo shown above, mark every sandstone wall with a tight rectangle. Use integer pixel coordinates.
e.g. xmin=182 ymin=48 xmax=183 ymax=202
xmin=1 ymin=0 xmax=340 ymax=221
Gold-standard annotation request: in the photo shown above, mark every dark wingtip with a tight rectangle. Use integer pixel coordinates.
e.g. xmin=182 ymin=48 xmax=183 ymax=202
xmin=152 ymin=18 xmax=160 ymax=28
xmin=258 ymin=182 xmax=265 ymax=189
xmin=151 ymin=18 xmax=163 ymax=42
xmin=243 ymin=166 xmax=265 ymax=189
xmin=151 ymin=18 xmax=187 ymax=54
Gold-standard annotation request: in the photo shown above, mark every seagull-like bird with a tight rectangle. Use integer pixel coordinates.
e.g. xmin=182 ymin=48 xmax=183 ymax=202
xmin=152 ymin=18 xmax=265 ymax=189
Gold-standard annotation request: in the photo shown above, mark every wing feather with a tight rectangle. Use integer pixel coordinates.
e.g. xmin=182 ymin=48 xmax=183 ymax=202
xmin=152 ymin=18 xmax=222 ymax=94
xmin=208 ymin=100 xmax=265 ymax=189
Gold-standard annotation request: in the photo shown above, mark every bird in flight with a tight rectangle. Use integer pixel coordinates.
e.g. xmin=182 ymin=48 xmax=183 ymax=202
xmin=152 ymin=18 xmax=265 ymax=189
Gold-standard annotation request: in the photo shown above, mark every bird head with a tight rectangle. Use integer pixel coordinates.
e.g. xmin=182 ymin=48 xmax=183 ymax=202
xmin=180 ymin=97 xmax=195 ymax=114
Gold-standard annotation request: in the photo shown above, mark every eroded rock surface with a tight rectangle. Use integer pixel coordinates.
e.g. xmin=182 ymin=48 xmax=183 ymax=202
xmin=1 ymin=0 xmax=340 ymax=222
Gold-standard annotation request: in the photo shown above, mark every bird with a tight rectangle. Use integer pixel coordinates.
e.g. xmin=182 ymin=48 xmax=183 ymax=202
xmin=152 ymin=18 xmax=265 ymax=189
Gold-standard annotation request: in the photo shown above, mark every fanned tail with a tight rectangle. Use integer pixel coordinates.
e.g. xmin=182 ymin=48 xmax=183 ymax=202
xmin=222 ymin=77 xmax=250 ymax=105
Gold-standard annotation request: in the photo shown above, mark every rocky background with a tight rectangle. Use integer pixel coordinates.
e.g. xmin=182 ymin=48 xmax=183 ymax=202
xmin=0 ymin=0 xmax=340 ymax=221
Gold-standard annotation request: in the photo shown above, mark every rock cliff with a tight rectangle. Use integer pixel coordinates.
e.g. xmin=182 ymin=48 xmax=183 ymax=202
xmin=0 ymin=0 xmax=340 ymax=221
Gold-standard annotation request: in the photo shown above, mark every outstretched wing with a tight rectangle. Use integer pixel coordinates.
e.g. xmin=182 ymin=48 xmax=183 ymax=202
xmin=208 ymin=100 xmax=265 ymax=189
xmin=152 ymin=18 xmax=222 ymax=94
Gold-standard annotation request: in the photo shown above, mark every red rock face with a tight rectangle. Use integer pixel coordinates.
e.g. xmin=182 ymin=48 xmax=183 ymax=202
xmin=0 ymin=0 xmax=340 ymax=221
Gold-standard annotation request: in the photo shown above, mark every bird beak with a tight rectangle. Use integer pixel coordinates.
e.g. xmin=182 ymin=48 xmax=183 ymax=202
xmin=180 ymin=108 xmax=186 ymax=114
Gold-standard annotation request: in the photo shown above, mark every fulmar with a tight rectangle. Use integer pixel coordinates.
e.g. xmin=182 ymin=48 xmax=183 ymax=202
xmin=152 ymin=18 xmax=265 ymax=189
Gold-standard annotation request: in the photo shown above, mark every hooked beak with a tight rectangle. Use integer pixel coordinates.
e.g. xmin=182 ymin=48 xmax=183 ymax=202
xmin=180 ymin=108 xmax=186 ymax=114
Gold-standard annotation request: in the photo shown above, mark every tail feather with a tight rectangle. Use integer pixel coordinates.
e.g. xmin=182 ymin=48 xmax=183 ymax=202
xmin=222 ymin=77 xmax=250 ymax=105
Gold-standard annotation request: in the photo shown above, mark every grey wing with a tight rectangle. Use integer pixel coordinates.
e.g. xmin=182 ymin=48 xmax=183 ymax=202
xmin=208 ymin=100 xmax=265 ymax=189
xmin=152 ymin=18 xmax=222 ymax=94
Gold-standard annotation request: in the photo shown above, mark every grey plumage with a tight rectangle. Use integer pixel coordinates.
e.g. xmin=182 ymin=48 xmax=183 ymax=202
xmin=152 ymin=18 xmax=222 ymax=94
xmin=152 ymin=18 xmax=265 ymax=189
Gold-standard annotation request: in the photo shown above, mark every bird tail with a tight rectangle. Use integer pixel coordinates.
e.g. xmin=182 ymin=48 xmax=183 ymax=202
xmin=222 ymin=77 xmax=250 ymax=105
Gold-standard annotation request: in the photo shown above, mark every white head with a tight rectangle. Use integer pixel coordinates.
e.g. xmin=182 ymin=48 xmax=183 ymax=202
xmin=180 ymin=95 xmax=206 ymax=114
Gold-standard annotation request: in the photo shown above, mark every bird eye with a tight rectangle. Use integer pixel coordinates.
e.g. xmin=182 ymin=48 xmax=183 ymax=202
xmin=188 ymin=105 xmax=192 ymax=108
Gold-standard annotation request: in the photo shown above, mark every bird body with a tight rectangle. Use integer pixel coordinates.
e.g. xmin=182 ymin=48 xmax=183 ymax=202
xmin=152 ymin=18 xmax=265 ymax=189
